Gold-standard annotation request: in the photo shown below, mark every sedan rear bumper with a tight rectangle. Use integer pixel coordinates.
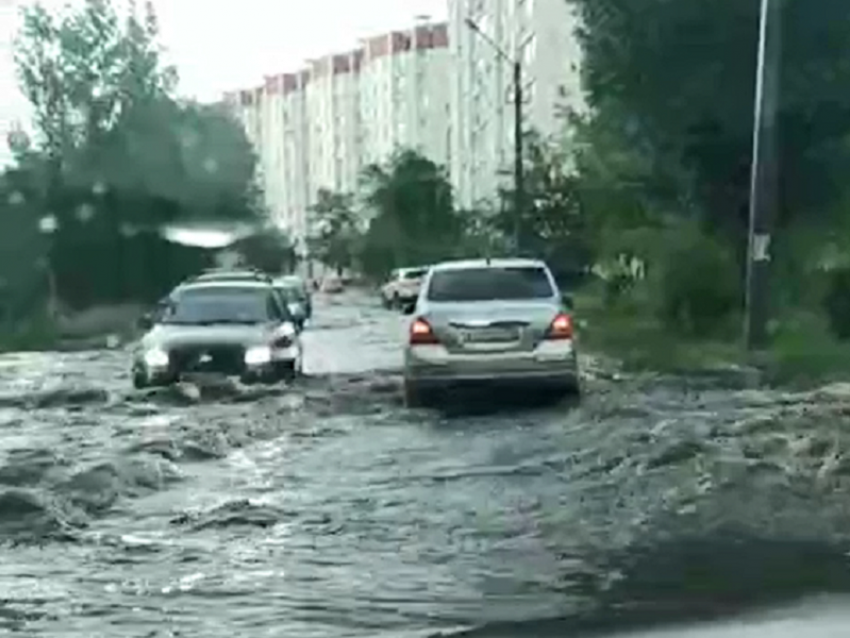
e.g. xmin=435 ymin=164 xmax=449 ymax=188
xmin=406 ymin=371 xmax=578 ymax=392
xmin=404 ymin=340 xmax=579 ymax=389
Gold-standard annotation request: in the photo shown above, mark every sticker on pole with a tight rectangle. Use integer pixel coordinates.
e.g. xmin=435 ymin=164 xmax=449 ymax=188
xmin=752 ymin=233 xmax=771 ymax=261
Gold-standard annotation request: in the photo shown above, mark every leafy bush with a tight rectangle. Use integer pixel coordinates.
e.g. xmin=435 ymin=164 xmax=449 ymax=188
xmin=822 ymin=267 xmax=850 ymax=340
xmin=0 ymin=312 xmax=59 ymax=352
xmin=653 ymin=229 xmax=740 ymax=338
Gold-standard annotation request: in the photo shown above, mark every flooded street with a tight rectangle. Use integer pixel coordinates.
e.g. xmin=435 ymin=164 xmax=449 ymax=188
xmin=2 ymin=291 xmax=850 ymax=637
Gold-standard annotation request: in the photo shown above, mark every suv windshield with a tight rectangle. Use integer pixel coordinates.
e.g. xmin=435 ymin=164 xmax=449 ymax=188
xmin=162 ymin=287 xmax=278 ymax=324
xmin=426 ymin=266 xmax=555 ymax=301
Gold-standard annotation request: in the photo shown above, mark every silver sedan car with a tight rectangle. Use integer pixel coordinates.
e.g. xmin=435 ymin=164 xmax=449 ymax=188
xmin=401 ymin=258 xmax=579 ymax=407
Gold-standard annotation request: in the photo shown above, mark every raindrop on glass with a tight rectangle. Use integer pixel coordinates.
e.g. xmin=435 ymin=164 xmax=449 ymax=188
xmin=76 ymin=204 xmax=95 ymax=222
xmin=181 ymin=130 xmax=199 ymax=148
xmin=39 ymin=216 xmax=57 ymax=233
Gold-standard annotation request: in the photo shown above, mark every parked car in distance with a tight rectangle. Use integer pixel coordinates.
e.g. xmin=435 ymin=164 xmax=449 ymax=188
xmin=273 ymin=275 xmax=312 ymax=329
xmin=320 ymin=275 xmax=344 ymax=294
xmin=381 ymin=267 xmax=429 ymax=309
xmin=131 ymin=279 xmax=303 ymax=388
xmin=401 ymin=257 xmax=579 ymax=407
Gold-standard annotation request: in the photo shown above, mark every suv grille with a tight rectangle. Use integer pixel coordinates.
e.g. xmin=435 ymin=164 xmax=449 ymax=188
xmin=169 ymin=344 xmax=246 ymax=375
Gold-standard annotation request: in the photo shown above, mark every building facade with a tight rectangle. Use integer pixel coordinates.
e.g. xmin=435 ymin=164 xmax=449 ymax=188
xmin=225 ymin=21 xmax=451 ymax=247
xmin=447 ymin=0 xmax=583 ymax=211
xmin=305 ymin=51 xmax=362 ymax=200
xmin=358 ymin=23 xmax=450 ymax=168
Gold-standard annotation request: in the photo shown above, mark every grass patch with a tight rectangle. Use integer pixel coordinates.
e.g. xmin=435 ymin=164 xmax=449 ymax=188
xmin=572 ymin=286 xmax=850 ymax=387
xmin=761 ymin=311 xmax=850 ymax=387
xmin=0 ymin=313 xmax=59 ymax=352
xmin=573 ymin=287 xmax=746 ymax=375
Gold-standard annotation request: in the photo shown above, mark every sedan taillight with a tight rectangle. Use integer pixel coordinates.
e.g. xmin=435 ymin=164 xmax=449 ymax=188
xmin=545 ymin=313 xmax=573 ymax=339
xmin=409 ymin=317 xmax=439 ymax=345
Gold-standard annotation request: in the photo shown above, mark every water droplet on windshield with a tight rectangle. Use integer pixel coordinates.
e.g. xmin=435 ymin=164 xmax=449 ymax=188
xmin=39 ymin=215 xmax=57 ymax=233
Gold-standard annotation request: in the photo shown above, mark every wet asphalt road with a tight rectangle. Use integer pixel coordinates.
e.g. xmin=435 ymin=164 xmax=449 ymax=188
xmin=3 ymin=291 xmax=850 ymax=637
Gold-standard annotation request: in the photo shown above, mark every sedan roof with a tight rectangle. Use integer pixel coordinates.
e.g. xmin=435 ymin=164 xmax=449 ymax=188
xmin=429 ymin=257 xmax=546 ymax=272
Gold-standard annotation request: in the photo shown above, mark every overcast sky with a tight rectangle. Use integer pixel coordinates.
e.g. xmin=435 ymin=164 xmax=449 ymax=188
xmin=0 ymin=0 xmax=447 ymax=164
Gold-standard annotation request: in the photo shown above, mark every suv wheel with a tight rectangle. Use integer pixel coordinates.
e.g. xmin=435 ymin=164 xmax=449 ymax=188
xmin=274 ymin=360 xmax=298 ymax=383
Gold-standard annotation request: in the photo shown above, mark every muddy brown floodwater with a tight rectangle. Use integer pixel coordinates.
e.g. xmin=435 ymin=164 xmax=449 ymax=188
xmin=1 ymin=290 xmax=850 ymax=637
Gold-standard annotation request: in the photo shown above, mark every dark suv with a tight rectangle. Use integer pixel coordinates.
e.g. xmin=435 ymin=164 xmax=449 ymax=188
xmin=131 ymin=279 xmax=303 ymax=388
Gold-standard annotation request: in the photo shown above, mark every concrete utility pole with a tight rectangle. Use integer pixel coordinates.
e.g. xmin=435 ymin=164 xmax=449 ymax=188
xmin=512 ymin=60 xmax=523 ymax=252
xmin=465 ymin=18 xmax=524 ymax=252
xmin=744 ymin=0 xmax=783 ymax=349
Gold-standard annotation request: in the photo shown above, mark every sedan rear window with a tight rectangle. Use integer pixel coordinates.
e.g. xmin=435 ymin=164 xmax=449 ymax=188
xmin=402 ymin=269 xmax=427 ymax=280
xmin=426 ymin=266 xmax=555 ymax=301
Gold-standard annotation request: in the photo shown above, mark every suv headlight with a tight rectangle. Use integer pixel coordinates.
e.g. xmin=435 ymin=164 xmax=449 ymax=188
xmin=143 ymin=347 xmax=169 ymax=367
xmin=244 ymin=345 xmax=272 ymax=365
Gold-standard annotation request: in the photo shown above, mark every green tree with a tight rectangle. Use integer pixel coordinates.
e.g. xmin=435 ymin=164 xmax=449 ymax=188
xmin=14 ymin=0 xmax=262 ymax=308
xmin=0 ymin=165 xmax=52 ymax=322
xmin=15 ymin=0 xmax=174 ymax=169
xmin=567 ymin=0 xmax=850 ymax=240
xmin=306 ymin=188 xmax=360 ymax=275
xmin=359 ymin=148 xmax=463 ymax=278
xmin=235 ymin=226 xmax=297 ymax=274
xmin=495 ymin=131 xmax=593 ymax=280
xmin=566 ymin=0 xmax=850 ymax=337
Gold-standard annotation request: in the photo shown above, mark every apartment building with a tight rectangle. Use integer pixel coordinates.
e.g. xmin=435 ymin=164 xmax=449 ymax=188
xmin=225 ymin=87 xmax=262 ymax=157
xmin=226 ymin=74 xmax=311 ymax=244
xmin=305 ymin=51 xmax=362 ymax=199
xmin=358 ymin=23 xmax=450 ymax=168
xmin=261 ymin=71 xmax=311 ymax=243
xmin=224 ymin=21 xmax=451 ymax=247
xmin=448 ymin=0 xmax=583 ymax=210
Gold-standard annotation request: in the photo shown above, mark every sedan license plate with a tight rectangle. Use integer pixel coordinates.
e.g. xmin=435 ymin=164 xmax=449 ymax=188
xmin=462 ymin=326 xmax=519 ymax=343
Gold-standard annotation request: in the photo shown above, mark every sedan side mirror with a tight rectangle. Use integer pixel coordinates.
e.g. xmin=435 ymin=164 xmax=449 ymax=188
xmin=561 ymin=292 xmax=574 ymax=310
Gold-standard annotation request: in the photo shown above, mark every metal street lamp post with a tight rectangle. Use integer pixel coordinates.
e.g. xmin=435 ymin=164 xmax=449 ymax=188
xmin=744 ymin=0 xmax=783 ymax=350
xmin=464 ymin=18 xmax=523 ymax=253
